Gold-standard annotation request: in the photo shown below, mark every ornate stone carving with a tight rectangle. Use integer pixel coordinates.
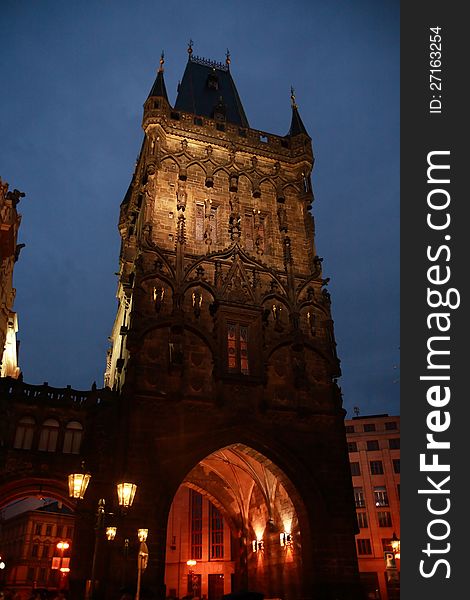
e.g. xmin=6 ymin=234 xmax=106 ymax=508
xmin=176 ymin=179 xmax=187 ymax=212
xmin=277 ymin=204 xmax=288 ymax=232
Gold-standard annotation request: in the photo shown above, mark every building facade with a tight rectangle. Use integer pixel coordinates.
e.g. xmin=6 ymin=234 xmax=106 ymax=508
xmin=345 ymin=415 xmax=400 ymax=600
xmin=1 ymin=49 xmax=365 ymax=600
xmin=0 ymin=177 xmax=23 ymax=380
xmin=0 ymin=501 xmax=74 ymax=599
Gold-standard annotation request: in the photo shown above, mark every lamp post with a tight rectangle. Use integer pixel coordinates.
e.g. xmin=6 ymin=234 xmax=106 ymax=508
xmin=385 ymin=532 xmax=400 ymax=586
xmin=135 ymin=529 xmax=149 ymax=600
xmin=186 ymin=560 xmax=198 ymax=599
xmin=390 ymin=531 xmax=400 ymax=559
xmin=56 ymin=541 xmax=70 ymax=590
xmin=68 ymin=466 xmax=138 ymax=600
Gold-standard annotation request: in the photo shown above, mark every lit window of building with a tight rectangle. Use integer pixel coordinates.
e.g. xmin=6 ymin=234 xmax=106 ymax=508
xmin=346 ymin=414 xmax=400 ymax=600
xmin=354 ymin=487 xmax=366 ymax=508
xmin=227 ymin=323 xmax=249 ymax=375
xmin=374 ymin=486 xmax=389 ymax=507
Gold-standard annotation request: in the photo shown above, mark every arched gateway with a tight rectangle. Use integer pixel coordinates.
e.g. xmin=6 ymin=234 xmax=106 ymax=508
xmin=0 ymin=50 xmax=363 ymax=600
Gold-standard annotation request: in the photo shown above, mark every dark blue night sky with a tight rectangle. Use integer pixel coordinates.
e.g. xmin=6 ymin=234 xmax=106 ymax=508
xmin=1 ymin=0 xmax=399 ymax=417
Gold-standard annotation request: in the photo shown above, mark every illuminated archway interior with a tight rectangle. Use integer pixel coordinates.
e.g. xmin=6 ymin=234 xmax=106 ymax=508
xmin=165 ymin=444 xmax=302 ymax=600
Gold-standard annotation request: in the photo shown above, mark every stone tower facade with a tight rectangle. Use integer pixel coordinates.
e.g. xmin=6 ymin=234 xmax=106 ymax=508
xmin=0 ymin=177 xmax=23 ymax=379
xmin=88 ymin=50 xmax=363 ymax=600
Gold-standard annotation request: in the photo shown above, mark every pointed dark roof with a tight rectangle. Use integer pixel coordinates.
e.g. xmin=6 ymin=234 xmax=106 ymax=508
xmin=288 ymin=104 xmax=309 ymax=137
xmin=148 ymin=69 xmax=169 ymax=102
xmin=174 ymin=55 xmax=249 ymax=127
xmin=36 ymin=501 xmax=74 ymax=515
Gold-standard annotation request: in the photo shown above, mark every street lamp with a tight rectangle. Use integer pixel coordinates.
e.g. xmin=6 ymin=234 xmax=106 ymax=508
xmin=67 ymin=465 xmax=138 ymax=599
xmin=55 ymin=541 xmax=71 ymax=590
xmin=135 ymin=529 xmax=149 ymax=600
xmin=117 ymin=482 xmax=138 ymax=511
xmin=68 ymin=463 xmax=91 ymax=500
xmin=391 ymin=532 xmax=400 ymax=559
xmin=186 ymin=560 xmax=198 ymax=599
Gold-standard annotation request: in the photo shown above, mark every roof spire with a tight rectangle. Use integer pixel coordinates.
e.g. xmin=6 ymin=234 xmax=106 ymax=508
xmin=226 ymin=48 xmax=231 ymax=67
xmin=147 ymin=53 xmax=169 ymax=102
xmin=290 ymin=86 xmax=297 ymax=108
xmin=288 ymin=85 xmax=309 ymax=137
xmin=188 ymin=39 xmax=194 ymax=57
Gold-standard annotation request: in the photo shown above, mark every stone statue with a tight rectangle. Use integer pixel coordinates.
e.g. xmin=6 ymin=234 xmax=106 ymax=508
xmin=277 ymin=204 xmax=288 ymax=232
xmin=142 ymin=163 xmax=157 ymax=222
xmin=176 ymin=179 xmax=187 ymax=211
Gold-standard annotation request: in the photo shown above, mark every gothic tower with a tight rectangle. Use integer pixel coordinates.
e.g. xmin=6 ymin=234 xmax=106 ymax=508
xmin=86 ymin=49 xmax=362 ymax=600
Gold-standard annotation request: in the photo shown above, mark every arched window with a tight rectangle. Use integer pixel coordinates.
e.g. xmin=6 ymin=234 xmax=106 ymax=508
xmin=63 ymin=421 xmax=83 ymax=454
xmin=38 ymin=418 xmax=60 ymax=452
xmin=13 ymin=416 xmax=36 ymax=450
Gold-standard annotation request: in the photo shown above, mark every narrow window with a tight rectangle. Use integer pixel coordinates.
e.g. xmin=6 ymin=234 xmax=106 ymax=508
xmin=347 ymin=442 xmax=358 ymax=452
xmin=364 ymin=423 xmax=376 ymax=432
xmin=354 ymin=487 xmax=365 ymax=508
xmin=210 ymin=503 xmax=224 ymax=559
xmin=14 ymin=416 xmax=36 ymax=450
xmin=377 ymin=511 xmax=392 ymax=527
xmin=227 ymin=323 xmax=250 ymax=375
xmin=357 ymin=539 xmax=372 ymax=555
xmin=366 ymin=440 xmax=379 ymax=451
xmin=374 ymin=486 xmax=389 ymax=507
xmin=389 ymin=438 xmax=400 ymax=449
xmin=385 ymin=421 xmax=397 ymax=430
xmin=38 ymin=419 xmax=60 ymax=452
xmin=350 ymin=462 xmax=361 ymax=476
xmin=195 ymin=203 xmax=205 ymax=241
xmin=393 ymin=459 xmax=400 ymax=473
xmin=63 ymin=421 xmax=83 ymax=454
xmin=190 ymin=490 xmax=203 ymax=560
xmin=357 ymin=512 xmax=368 ymax=528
